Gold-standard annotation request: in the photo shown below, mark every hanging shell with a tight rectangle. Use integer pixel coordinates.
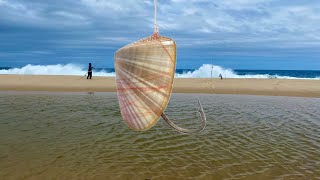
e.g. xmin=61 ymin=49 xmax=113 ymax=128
xmin=114 ymin=36 xmax=176 ymax=131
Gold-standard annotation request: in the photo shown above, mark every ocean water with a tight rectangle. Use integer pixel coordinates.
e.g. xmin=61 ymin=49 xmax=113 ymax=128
xmin=1 ymin=64 xmax=320 ymax=79
xmin=0 ymin=92 xmax=319 ymax=179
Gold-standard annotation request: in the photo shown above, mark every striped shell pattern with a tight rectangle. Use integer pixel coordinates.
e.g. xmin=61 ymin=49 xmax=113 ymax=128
xmin=114 ymin=36 xmax=176 ymax=131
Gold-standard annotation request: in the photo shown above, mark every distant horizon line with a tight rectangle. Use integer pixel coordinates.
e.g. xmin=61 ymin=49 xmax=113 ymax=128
xmin=0 ymin=65 xmax=319 ymax=72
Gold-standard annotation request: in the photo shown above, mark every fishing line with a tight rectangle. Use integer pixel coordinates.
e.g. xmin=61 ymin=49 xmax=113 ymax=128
xmin=161 ymin=99 xmax=206 ymax=134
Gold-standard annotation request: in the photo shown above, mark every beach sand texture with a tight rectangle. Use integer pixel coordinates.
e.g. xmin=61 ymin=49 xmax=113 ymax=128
xmin=1 ymin=93 xmax=320 ymax=179
xmin=0 ymin=75 xmax=319 ymax=97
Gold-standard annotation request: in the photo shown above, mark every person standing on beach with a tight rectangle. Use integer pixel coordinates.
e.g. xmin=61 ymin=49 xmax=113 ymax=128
xmin=87 ymin=63 xmax=93 ymax=79
xmin=219 ymin=74 xmax=223 ymax=80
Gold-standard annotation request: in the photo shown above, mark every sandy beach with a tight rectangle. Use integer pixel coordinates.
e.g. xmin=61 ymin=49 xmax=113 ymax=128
xmin=0 ymin=74 xmax=319 ymax=97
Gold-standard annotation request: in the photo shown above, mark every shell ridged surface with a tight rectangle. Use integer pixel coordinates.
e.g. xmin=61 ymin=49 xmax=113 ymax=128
xmin=114 ymin=36 xmax=176 ymax=131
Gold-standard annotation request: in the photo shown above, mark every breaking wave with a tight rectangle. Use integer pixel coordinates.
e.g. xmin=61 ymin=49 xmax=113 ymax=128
xmin=0 ymin=64 xmax=115 ymax=76
xmin=175 ymin=64 xmax=320 ymax=79
xmin=0 ymin=64 xmax=319 ymax=79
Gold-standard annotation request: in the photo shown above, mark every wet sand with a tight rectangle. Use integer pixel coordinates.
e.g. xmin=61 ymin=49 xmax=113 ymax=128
xmin=0 ymin=93 xmax=319 ymax=179
xmin=0 ymin=75 xmax=319 ymax=97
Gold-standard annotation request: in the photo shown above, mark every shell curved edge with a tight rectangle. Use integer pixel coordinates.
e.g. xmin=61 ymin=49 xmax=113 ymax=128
xmin=114 ymin=36 xmax=176 ymax=131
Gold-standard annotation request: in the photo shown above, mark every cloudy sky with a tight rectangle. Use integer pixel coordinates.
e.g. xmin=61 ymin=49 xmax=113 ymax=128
xmin=0 ymin=0 xmax=320 ymax=69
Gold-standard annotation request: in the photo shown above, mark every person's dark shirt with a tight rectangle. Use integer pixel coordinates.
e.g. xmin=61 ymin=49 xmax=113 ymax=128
xmin=88 ymin=66 xmax=93 ymax=73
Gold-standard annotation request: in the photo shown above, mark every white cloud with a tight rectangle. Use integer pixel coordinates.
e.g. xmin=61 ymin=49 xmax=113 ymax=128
xmin=81 ymin=0 xmax=123 ymax=11
xmin=52 ymin=11 xmax=87 ymax=21
xmin=0 ymin=0 xmax=319 ymax=49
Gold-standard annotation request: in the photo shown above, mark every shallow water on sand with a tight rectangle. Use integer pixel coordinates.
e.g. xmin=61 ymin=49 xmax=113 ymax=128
xmin=0 ymin=92 xmax=319 ymax=179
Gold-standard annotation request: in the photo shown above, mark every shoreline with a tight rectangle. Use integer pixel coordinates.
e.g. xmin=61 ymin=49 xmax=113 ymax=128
xmin=0 ymin=75 xmax=319 ymax=98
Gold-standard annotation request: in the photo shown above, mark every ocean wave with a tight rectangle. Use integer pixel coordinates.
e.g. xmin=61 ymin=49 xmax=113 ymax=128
xmin=176 ymin=64 xmax=320 ymax=79
xmin=0 ymin=64 xmax=319 ymax=79
xmin=0 ymin=64 xmax=115 ymax=76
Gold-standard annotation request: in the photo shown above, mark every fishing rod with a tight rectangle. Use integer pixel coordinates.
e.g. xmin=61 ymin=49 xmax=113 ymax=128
xmin=81 ymin=73 xmax=88 ymax=79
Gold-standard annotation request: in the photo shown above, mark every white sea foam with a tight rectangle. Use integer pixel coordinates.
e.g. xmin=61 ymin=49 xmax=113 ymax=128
xmin=0 ymin=64 xmax=115 ymax=76
xmin=175 ymin=64 xmax=319 ymax=80
xmin=0 ymin=64 xmax=318 ymax=79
